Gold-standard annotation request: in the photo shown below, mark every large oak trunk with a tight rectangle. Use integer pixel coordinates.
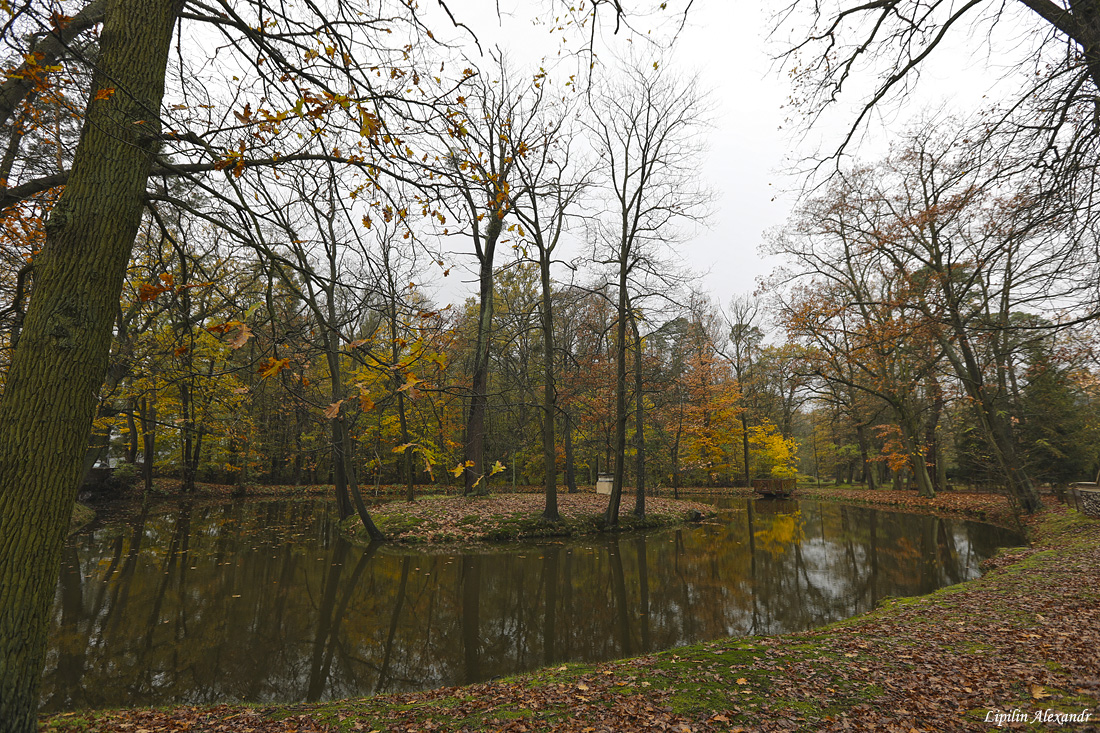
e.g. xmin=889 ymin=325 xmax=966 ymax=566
xmin=0 ymin=1 xmax=180 ymax=728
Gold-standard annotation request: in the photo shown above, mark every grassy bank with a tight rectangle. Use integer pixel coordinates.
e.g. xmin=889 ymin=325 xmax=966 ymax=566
xmin=43 ymin=504 xmax=1099 ymax=732
xmin=343 ymin=493 xmax=714 ymax=544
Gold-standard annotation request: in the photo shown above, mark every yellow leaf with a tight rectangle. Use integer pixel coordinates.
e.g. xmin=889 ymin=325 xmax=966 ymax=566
xmin=392 ymin=443 xmax=415 ymax=454
xmin=359 ymin=109 xmax=379 ymax=137
xmin=450 ymin=460 xmax=473 ymax=478
xmin=736 ymin=678 xmax=748 ymax=685
xmin=396 ymin=375 xmax=422 ymax=392
xmin=358 ymin=395 xmax=375 ymax=411
xmin=489 ymin=460 xmax=506 ymax=476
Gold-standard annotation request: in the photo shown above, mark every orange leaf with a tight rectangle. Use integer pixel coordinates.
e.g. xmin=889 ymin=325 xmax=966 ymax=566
xmin=323 ymin=400 xmax=344 ymax=419
xmin=205 ymin=320 xmax=241 ymax=335
xmin=258 ymin=357 xmax=289 ymax=379
xmin=93 ymin=88 xmax=115 ymax=101
xmin=138 ymin=282 xmax=169 ymax=302
xmin=227 ymin=324 xmax=252 ymax=349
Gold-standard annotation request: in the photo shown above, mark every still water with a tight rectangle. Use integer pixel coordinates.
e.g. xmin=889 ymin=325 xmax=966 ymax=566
xmin=42 ymin=497 xmax=1022 ymax=712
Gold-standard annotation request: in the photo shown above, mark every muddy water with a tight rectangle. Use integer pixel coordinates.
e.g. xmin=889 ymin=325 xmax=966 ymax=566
xmin=42 ymin=497 xmax=1022 ymax=711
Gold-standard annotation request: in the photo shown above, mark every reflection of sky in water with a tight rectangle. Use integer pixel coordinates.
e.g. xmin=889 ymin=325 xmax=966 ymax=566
xmin=43 ymin=498 xmax=1022 ymax=712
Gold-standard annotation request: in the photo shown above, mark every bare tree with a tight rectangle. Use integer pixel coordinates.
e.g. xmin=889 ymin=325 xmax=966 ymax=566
xmin=587 ymin=58 xmax=711 ymax=525
xmin=722 ymin=295 xmax=765 ymax=484
xmin=774 ymin=0 xmax=1100 ymax=165
xmin=508 ymin=81 xmax=589 ymax=521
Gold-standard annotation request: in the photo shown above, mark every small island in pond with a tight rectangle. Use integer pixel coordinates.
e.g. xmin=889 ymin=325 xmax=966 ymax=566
xmin=342 ymin=493 xmax=714 ymax=544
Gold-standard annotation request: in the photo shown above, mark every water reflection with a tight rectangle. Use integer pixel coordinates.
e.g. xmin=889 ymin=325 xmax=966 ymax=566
xmin=42 ymin=498 xmax=1021 ymax=712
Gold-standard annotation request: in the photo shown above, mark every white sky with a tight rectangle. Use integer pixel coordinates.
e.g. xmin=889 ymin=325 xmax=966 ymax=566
xmin=423 ymin=1 xmax=1041 ymax=324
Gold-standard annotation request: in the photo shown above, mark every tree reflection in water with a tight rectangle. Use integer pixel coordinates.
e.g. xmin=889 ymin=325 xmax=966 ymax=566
xmin=42 ymin=497 xmax=1022 ymax=712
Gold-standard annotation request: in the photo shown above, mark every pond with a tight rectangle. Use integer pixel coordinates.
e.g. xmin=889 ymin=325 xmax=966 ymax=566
xmin=42 ymin=496 xmax=1023 ymax=713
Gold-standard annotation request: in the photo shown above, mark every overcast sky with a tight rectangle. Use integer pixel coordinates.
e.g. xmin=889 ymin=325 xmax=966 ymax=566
xmin=425 ymin=1 xmax=1039 ymax=320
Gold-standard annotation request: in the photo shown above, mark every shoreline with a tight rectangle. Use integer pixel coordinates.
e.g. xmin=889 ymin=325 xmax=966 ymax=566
xmin=342 ymin=493 xmax=714 ymax=545
xmin=87 ymin=479 xmax=1024 ymax=523
xmin=42 ymin=504 xmax=1100 ymax=731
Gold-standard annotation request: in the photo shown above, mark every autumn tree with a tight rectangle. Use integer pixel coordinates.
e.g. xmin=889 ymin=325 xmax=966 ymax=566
xmin=0 ymin=0 xmax=459 ymax=723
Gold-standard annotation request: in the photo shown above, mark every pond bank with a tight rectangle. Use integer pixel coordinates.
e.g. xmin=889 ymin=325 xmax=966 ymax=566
xmin=42 ymin=505 xmax=1099 ymax=732
xmin=343 ymin=493 xmax=714 ymax=544
xmin=792 ymin=487 xmax=1021 ymax=526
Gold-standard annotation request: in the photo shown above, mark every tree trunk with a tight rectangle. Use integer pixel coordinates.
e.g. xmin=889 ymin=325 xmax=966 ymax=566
xmin=125 ymin=400 xmax=139 ymax=464
xmin=938 ymin=289 xmax=1042 ymax=511
xmin=631 ymin=310 xmax=645 ymax=518
xmin=925 ymin=377 xmax=945 ymax=492
xmin=179 ymin=379 xmax=196 ymax=492
xmin=672 ymin=386 xmax=683 ymax=499
xmin=330 ymin=411 xmax=353 ymax=519
xmin=538 ymin=252 xmax=559 ymax=520
xmin=563 ymin=412 xmax=578 ymax=494
xmin=141 ymin=394 xmax=157 ymax=495
xmin=0 ymin=0 xmax=180 ymax=727
xmin=604 ymin=263 xmax=629 ymax=526
xmin=341 ymin=426 xmax=383 ymax=541
xmin=464 ymin=215 xmax=501 ymax=496
xmin=898 ymin=411 xmax=935 ymax=498
xmin=741 ymin=412 xmax=750 ymax=484
xmin=856 ymin=423 xmax=876 ymax=490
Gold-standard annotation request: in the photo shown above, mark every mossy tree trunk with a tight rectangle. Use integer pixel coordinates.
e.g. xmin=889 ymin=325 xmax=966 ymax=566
xmin=0 ymin=0 xmax=180 ymax=729
xmin=537 ymin=236 xmax=559 ymax=521
xmin=630 ymin=308 xmax=646 ymax=517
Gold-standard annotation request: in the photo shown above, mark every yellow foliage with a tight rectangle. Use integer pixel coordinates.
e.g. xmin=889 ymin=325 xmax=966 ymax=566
xmin=749 ymin=421 xmax=800 ymax=479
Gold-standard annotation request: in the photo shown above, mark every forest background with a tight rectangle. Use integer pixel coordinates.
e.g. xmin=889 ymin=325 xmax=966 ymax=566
xmin=2 ymin=0 xmax=1099 ymax=510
